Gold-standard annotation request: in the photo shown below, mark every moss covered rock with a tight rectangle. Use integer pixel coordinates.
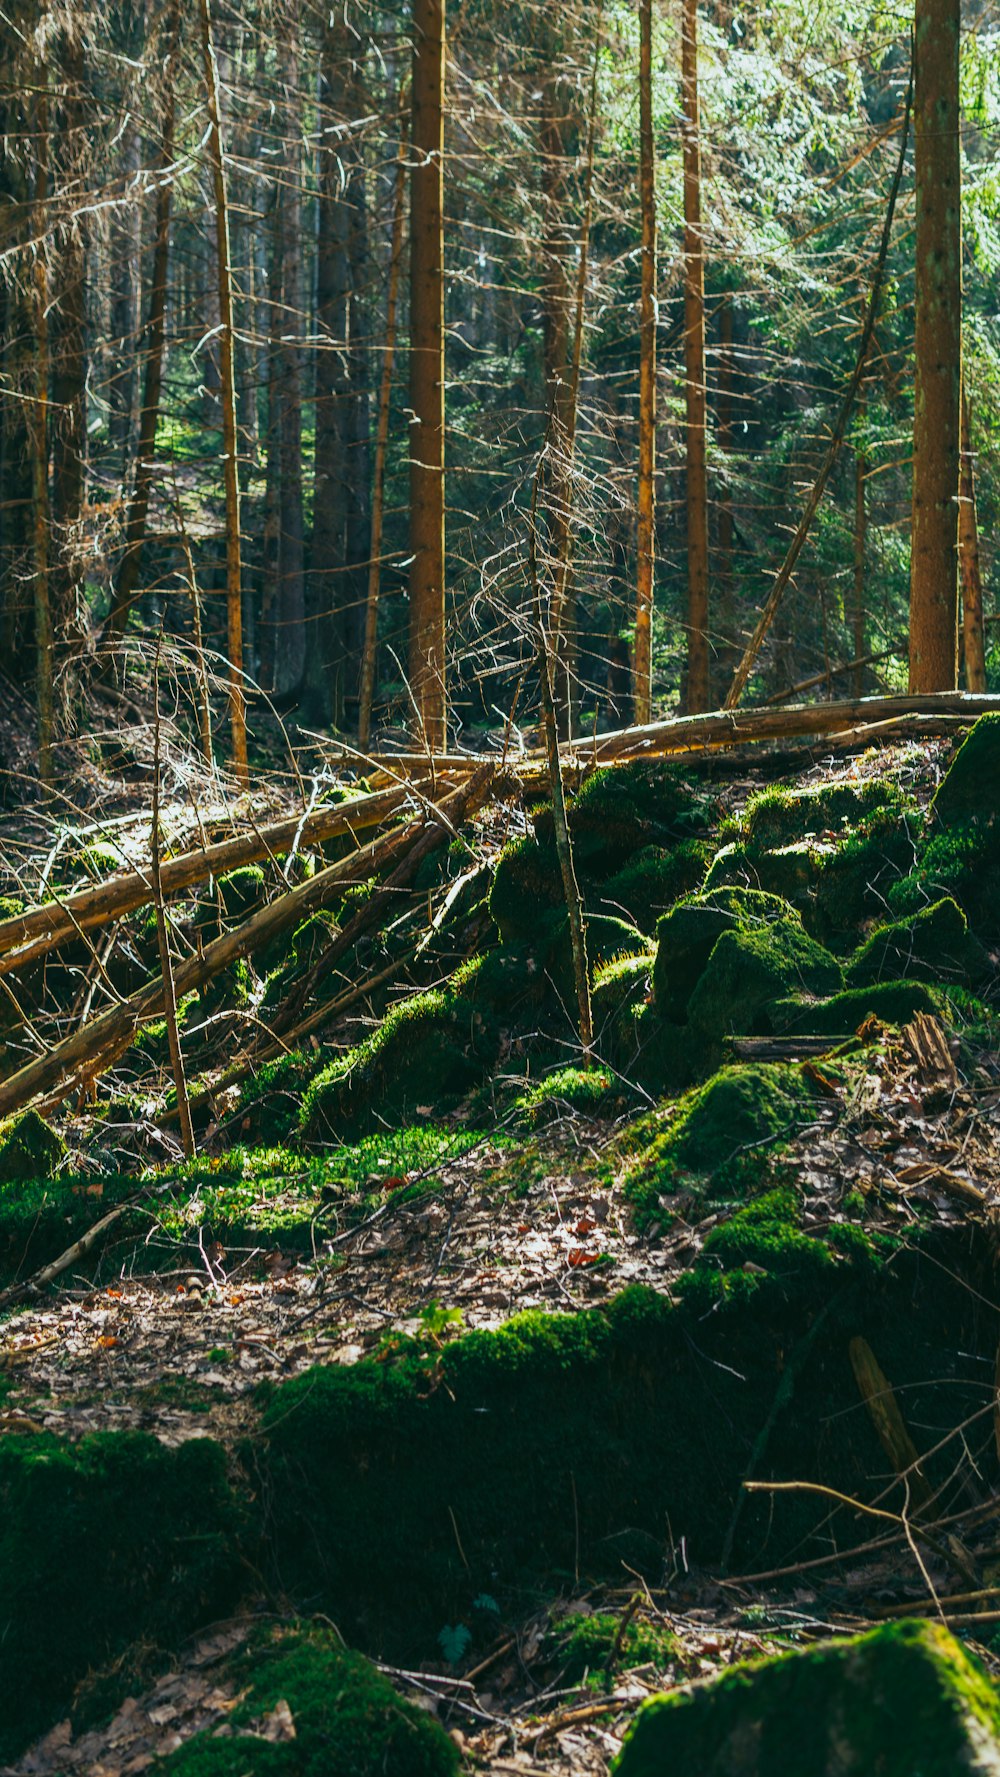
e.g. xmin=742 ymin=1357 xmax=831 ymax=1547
xmin=0 ymin=1109 xmax=65 ymax=1182
xmin=772 ymin=979 xmax=941 ymax=1037
xmin=0 ymin=1432 xmax=240 ymax=1762
xmin=931 ymin=713 xmax=1000 ymax=833
xmin=300 ymin=987 xmax=498 ymax=1142
xmin=602 ymin=839 xmax=711 ymax=933
xmin=158 ymin=1624 xmax=458 ymax=1777
xmin=613 ymin=1619 xmax=1000 ymax=1777
xmin=740 ymin=778 xmax=905 ymax=850
xmin=652 ymin=888 xmax=793 ymax=1022
xmin=686 ymin=916 xmax=842 ymax=1047
xmin=846 ymin=896 xmax=984 ymax=989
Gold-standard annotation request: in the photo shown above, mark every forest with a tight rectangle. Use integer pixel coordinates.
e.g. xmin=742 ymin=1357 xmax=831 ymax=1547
xmin=2 ymin=0 xmax=1000 ymax=1767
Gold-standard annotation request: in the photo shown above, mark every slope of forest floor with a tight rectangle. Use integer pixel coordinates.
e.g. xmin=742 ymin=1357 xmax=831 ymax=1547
xmin=3 ymin=700 xmax=1000 ymax=1773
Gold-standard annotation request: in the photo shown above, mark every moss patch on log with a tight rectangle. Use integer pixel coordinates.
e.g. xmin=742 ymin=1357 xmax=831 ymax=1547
xmin=613 ymin=1619 xmax=1000 ymax=1777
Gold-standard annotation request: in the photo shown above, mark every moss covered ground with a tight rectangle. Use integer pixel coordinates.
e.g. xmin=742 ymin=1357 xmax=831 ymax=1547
xmin=2 ymin=728 xmax=1000 ymax=1771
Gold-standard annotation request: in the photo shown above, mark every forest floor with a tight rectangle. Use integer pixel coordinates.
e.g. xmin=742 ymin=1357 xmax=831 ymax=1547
xmin=2 ymin=693 xmax=1000 ymax=1773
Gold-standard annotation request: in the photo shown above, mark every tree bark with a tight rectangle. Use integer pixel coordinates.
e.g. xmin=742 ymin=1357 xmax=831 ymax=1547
xmin=105 ymin=0 xmax=180 ymax=647
xmin=908 ymin=0 xmax=961 ymax=693
xmin=959 ymin=390 xmax=987 ymax=693
xmin=272 ymin=4 xmax=306 ymax=698
xmin=717 ymin=293 xmax=735 ymax=683
xmin=50 ymin=28 xmax=87 ymax=660
xmin=199 ymin=0 xmax=249 ymax=781
xmin=853 ymin=384 xmax=867 ymax=695
xmin=408 ymin=0 xmax=447 ymax=751
xmin=633 ymin=0 xmax=656 ymax=726
xmin=681 ymin=0 xmax=710 ymax=712
xmin=359 ymin=99 xmax=408 ymax=752
xmin=29 ymin=80 xmax=53 ymax=786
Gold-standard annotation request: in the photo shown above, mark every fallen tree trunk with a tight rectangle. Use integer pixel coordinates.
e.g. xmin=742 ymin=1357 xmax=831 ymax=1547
xmin=0 ymin=779 xmax=447 ymax=978
xmin=319 ymin=692 xmax=1000 ymax=781
xmin=0 ymin=771 xmax=492 ymax=1123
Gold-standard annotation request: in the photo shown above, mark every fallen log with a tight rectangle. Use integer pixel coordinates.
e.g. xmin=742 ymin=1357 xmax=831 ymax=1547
xmin=316 ymin=692 xmax=1000 ymax=781
xmin=0 ymin=821 xmax=410 ymax=1121
xmin=0 ymin=778 xmax=448 ymax=978
xmin=0 ymin=771 xmax=492 ymax=1123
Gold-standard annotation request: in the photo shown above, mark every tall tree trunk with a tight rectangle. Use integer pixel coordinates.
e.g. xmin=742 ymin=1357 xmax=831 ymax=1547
xmin=633 ymin=0 xmax=656 ymax=726
xmin=344 ymin=84 xmax=372 ymax=729
xmin=50 ymin=29 xmax=87 ymax=663
xmin=310 ymin=13 xmax=352 ymax=728
xmin=272 ymin=6 xmax=306 ymax=698
xmin=959 ymin=389 xmax=987 ymax=692
xmin=359 ymin=100 xmax=408 ymax=752
xmin=408 ymin=0 xmax=447 ymax=751
xmin=908 ymin=0 xmax=961 ymax=693
xmin=681 ymin=0 xmax=710 ymax=712
xmin=853 ymin=384 xmax=867 ymax=695
xmin=105 ymin=0 xmax=180 ymax=648
xmin=199 ymin=0 xmax=248 ymax=781
xmin=717 ymin=293 xmax=735 ymax=684
xmin=30 ymin=80 xmax=53 ymax=786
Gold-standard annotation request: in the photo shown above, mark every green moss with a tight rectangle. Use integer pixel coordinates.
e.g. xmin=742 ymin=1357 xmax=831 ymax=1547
xmin=772 ymin=979 xmax=941 ymax=1037
xmin=846 ymin=896 xmax=985 ymax=989
xmin=703 ymin=838 xmax=829 ymax=907
xmin=0 ymin=1109 xmax=64 ymax=1182
xmin=601 ymin=840 xmax=711 ymax=933
xmin=553 ymin=1611 xmax=678 ymax=1682
xmin=686 ymin=916 xmax=842 ymax=1048
xmin=887 ymin=821 xmax=1000 ymax=944
xmin=613 ymin=1619 xmax=1000 ymax=1777
xmin=0 ymin=1432 xmax=240 ymax=1763
xmin=701 ymin=1187 xmax=832 ymax=1280
xmin=489 ymin=835 xmax=563 ymax=942
xmin=741 ymin=778 xmax=906 ymax=849
xmin=214 ymin=865 xmax=266 ymax=919
xmin=157 ymin=1624 xmax=458 ymax=1777
xmin=931 ymin=713 xmax=1000 ymax=831
xmin=226 ymin=1050 xmax=316 ymax=1145
xmin=300 ymin=988 xmax=499 ymax=1142
xmin=652 ymin=888 xmax=793 ymax=1022
xmin=0 ymin=896 xmax=25 ymax=921
xmin=514 ymin=1066 xmax=626 ymax=1126
xmin=620 ymin=1064 xmax=816 ymax=1221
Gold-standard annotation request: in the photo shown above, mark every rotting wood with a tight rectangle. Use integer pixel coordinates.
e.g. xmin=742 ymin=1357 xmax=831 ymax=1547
xmin=0 ymin=780 xmax=444 ymax=973
xmin=849 ymin=1335 xmax=936 ymax=1517
xmin=0 ymin=821 xmax=416 ymax=1121
xmin=0 ymin=772 xmax=491 ymax=1121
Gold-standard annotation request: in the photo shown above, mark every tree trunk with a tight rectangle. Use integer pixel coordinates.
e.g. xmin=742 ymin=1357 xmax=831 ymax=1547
xmin=359 ymin=99 xmax=408 ymax=752
xmin=198 ymin=0 xmax=249 ymax=782
xmin=959 ymin=390 xmax=987 ymax=693
xmin=681 ymin=0 xmax=710 ymax=712
xmin=853 ymin=384 xmax=867 ymax=695
xmin=717 ymin=293 xmax=735 ymax=683
xmin=633 ymin=0 xmax=656 ymax=726
xmin=29 ymin=80 xmax=53 ymax=786
xmin=908 ymin=0 xmax=961 ymax=693
xmin=272 ymin=5 xmax=306 ymax=698
xmin=50 ymin=29 xmax=87 ymax=662
xmin=310 ymin=13 xmax=352 ymax=728
xmin=105 ymin=0 xmax=180 ymax=647
xmin=408 ymin=0 xmax=447 ymax=751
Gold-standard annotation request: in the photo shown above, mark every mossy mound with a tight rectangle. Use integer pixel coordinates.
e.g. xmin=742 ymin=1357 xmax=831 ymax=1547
xmin=652 ymin=888 xmax=793 ymax=1023
xmin=772 ymin=979 xmax=941 ymax=1037
xmin=613 ymin=1619 xmax=1000 ymax=1777
xmin=514 ymin=1065 xmax=629 ymax=1126
xmin=0 ymin=1109 xmax=65 ymax=1182
xmin=600 ymin=839 xmax=712 ymax=933
xmin=846 ymin=896 xmax=985 ymax=989
xmin=0 ymin=1432 xmax=240 ymax=1763
xmin=740 ymin=778 xmax=906 ymax=849
xmin=931 ymin=712 xmax=1000 ymax=832
xmin=685 ymin=914 xmax=842 ymax=1049
xmin=490 ymin=761 xmax=715 ymax=944
xmin=620 ymin=1063 xmax=816 ymax=1219
xmin=224 ymin=1050 xmax=317 ymax=1146
xmin=158 ymin=1624 xmax=458 ymax=1777
xmin=300 ymin=987 xmax=499 ymax=1143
